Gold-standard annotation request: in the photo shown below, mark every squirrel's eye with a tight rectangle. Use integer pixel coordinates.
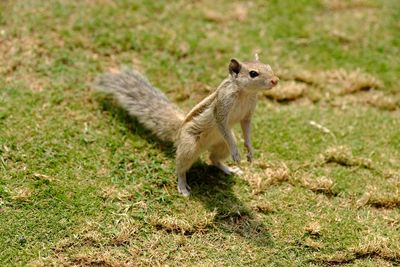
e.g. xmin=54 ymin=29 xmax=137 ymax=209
xmin=249 ymin=71 xmax=259 ymax=78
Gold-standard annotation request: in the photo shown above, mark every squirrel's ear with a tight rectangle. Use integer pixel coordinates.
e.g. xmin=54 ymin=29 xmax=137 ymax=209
xmin=229 ymin=59 xmax=241 ymax=77
xmin=254 ymin=53 xmax=260 ymax=61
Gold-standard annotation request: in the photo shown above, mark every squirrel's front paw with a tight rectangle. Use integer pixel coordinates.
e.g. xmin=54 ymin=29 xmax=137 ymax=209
xmin=246 ymin=151 xmax=253 ymax=163
xmin=231 ymin=149 xmax=241 ymax=163
xmin=245 ymin=143 xmax=254 ymax=163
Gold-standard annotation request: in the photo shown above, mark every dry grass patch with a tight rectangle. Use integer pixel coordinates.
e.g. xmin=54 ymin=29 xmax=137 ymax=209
xmin=99 ymin=185 xmax=137 ymax=202
xmin=331 ymin=91 xmax=400 ymax=111
xmin=278 ymin=66 xmax=393 ymax=110
xmin=264 ymin=81 xmax=306 ymax=102
xmin=304 ymin=221 xmax=321 ymax=236
xmin=32 ymin=173 xmax=58 ymax=182
xmin=264 ymin=163 xmax=290 ymax=184
xmin=365 ymin=193 xmax=400 ymax=209
xmin=245 ymin=162 xmax=289 ymax=195
xmin=301 ymin=176 xmax=336 ymax=196
xmin=127 ymin=233 xmax=200 ymax=266
xmin=149 ymin=210 xmax=217 ymax=235
xmin=202 ymin=2 xmax=250 ymax=23
xmin=311 ymin=251 xmax=352 ymax=265
xmin=250 ymin=198 xmax=275 ymax=214
xmin=30 ymin=248 xmax=134 ymax=267
xmin=38 ymin=220 xmax=139 ymax=266
xmin=111 ymin=219 xmax=138 ymax=246
xmin=361 ymin=92 xmax=399 ymax=111
xmin=293 ymin=69 xmax=383 ymax=95
xmin=302 ymin=237 xmax=323 ymax=250
xmin=0 ymin=33 xmax=52 ymax=92
xmin=321 ymin=145 xmax=373 ymax=169
xmin=150 ymin=216 xmax=193 ymax=234
xmin=321 ymin=0 xmax=376 ymax=11
xmin=351 ymin=239 xmax=400 ymax=262
xmin=323 ymin=69 xmax=383 ymax=95
xmin=34 ymin=220 xmax=140 ymax=266
xmin=312 ymin=238 xmax=400 ymax=265
xmin=52 ymin=219 xmax=109 ymax=253
xmin=72 ymin=249 xmax=133 ymax=267
xmin=10 ymin=187 xmax=32 ymax=201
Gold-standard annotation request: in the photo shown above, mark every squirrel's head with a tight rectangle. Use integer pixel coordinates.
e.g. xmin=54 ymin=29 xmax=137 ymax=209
xmin=228 ymin=57 xmax=279 ymax=91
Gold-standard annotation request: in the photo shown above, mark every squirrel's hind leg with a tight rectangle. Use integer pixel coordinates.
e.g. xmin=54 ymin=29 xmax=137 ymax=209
xmin=209 ymin=141 xmax=243 ymax=175
xmin=177 ymin=172 xmax=191 ymax=197
xmin=175 ymin=134 xmax=201 ymax=197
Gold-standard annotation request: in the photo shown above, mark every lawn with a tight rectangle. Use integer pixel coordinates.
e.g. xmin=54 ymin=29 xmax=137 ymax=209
xmin=1 ymin=0 xmax=400 ymax=266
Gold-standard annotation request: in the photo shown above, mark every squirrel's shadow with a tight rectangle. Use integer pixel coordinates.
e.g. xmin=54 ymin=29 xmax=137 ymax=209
xmin=98 ymin=96 xmax=175 ymax=158
xmin=99 ymin=96 xmax=273 ymax=247
xmin=188 ymin=164 xmax=273 ymax=247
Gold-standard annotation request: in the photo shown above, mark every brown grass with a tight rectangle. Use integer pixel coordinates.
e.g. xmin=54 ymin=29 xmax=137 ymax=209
xmin=10 ymin=187 xmax=32 ymax=201
xmin=99 ymin=185 xmax=136 ymax=202
xmin=302 ymin=237 xmax=323 ymax=250
xmin=351 ymin=239 xmax=400 ymax=261
xmin=0 ymin=32 xmax=52 ymax=92
xmin=304 ymin=221 xmax=321 ymax=236
xmin=150 ymin=216 xmax=193 ymax=234
xmin=111 ymin=220 xmax=138 ymax=246
xmin=323 ymin=69 xmax=383 ymax=95
xmin=52 ymin=219 xmax=110 ymax=254
xmin=245 ymin=162 xmax=289 ymax=195
xmin=331 ymin=91 xmax=399 ymax=111
xmin=311 ymin=251 xmax=355 ymax=265
xmin=301 ymin=176 xmax=336 ymax=196
xmin=30 ymin=248 xmax=135 ymax=267
xmin=32 ymin=219 xmax=140 ymax=266
xmin=72 ymin=250 xmax=131 ymax=267
xmin=272 ymin=57 xmax=400 ymax=111
xmin=312 ymin=238 xmax=400 ymax=265
xmin=278 ymin=66 xmax=395 ymax=111
xmin=289 ymin=70 xmax=321 ymax=86
xmin=321 ymin=145 xmax=373 ymax=169
xmin=361 ymin=92 xmax=399 ymax=111
xmin=202 ymin=2 xmax=250 ymax=23
xmin=321 ymin=0 xmax=376 ymax=11
xmin=366 ymin=194 xmax=400 ymax=209
xmin=296 ymin=69 xmax=383 ymax=95
xmin=264 ymin=81 xmax=306 ymax=102
xmin=250 ymin=198 xmax=275 ymax=214
xmin=149 ymin=210 xmax=217 ymax=235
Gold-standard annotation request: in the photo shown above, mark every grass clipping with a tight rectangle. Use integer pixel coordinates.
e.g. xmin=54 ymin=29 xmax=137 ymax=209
xmin=264 ymin=81 xmax=306 ymax=101
xmin=312 ymin=238 xmax=400 ymax=265
xmin=323 ymin=69 xmax=383 ymax=94
xmin=276 ymin=67 xmax=393 ymax=108
xmin=320 ymin=145 xmax=372 ymax=169
xmin=149 ymin=210 xmax=217 ymax=235
xmin=292 ymin=68 xmax=383 ymax=95
xmin=301 ymin=176 xmax=336 ymax=196
xmin=245 ymin=162 xmax=290 ymax=195
xmin=357 ymin=189 xmax=400 ymax=209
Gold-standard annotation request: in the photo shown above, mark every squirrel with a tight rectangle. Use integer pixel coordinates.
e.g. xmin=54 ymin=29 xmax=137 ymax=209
xmin=95 ymin=55 xmax=279 ymax=196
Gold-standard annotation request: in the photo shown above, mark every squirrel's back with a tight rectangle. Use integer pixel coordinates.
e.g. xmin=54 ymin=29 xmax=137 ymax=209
xmin=95 ymin=68 xmax=185 ymax=143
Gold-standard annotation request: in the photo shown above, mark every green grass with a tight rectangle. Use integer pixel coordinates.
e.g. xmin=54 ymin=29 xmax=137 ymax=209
xmin=1 ymin=0 xmax=400 ymax=266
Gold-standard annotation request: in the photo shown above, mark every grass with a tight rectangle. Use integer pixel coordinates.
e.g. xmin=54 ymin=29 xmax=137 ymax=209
xmin=1 ymin=0 xmax=400 ymax=265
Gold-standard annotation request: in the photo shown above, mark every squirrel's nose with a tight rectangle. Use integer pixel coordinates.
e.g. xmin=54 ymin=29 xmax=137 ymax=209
xmin=271 ymin=77 xmax=279 ymax=85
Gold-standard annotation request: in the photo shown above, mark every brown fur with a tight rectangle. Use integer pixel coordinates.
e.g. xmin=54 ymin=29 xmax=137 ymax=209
xmin=95 ymin=58 xmax=279 ymax=196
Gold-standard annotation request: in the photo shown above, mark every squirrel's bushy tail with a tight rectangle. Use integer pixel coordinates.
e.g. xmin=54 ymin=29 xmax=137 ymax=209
xmin=95 ymin=68 xmax=185 ymax=143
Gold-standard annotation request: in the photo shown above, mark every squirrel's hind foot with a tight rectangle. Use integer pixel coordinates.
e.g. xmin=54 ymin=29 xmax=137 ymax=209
xmin=177 ymin=173 xmax=191 ymax=197
xmin=213 ymin=162 xmax=243 ymax=176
